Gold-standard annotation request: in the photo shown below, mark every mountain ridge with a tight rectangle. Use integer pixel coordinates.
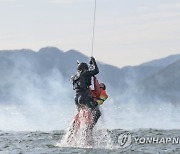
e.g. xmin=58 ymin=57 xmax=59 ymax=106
xmin=1 ymin=46 xmax=180 ymax=104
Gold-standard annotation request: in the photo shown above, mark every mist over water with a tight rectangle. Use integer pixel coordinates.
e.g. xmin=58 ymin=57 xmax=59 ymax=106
xmin=0 ymin=53 xmax=74 ymax=131
xmin=103 ymin=101 xmax=180 ymax=130
xmin=0 ymin=67 xmax=74 ymax=131
xmin=0 ymin=50 xmax=180 ymax=131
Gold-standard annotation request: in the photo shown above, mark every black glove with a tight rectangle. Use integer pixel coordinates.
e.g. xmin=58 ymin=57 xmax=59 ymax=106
xmin=89 ymin=59 xmax=93 ymax=64
xmin=90 ymin=57 xmax=96 ymax=64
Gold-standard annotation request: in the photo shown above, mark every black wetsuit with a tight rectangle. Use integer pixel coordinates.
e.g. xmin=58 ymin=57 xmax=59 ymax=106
xmin=72 ymin=61 xmax=99 ymax=110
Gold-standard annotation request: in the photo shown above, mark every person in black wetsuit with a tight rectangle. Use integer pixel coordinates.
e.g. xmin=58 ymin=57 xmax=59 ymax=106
xmin=71 ymin=57 xmax=99 ymax=111
xmin=68 ymin=57 xmax=99 ymax=145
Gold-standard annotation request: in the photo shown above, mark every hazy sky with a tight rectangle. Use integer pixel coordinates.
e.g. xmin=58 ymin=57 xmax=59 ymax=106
xmin=0 ymin=0 xmax=180 ymax=67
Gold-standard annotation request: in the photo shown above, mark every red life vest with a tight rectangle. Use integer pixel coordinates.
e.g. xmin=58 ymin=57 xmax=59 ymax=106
xmin=90 ymin=76 xmax=108 ymax=105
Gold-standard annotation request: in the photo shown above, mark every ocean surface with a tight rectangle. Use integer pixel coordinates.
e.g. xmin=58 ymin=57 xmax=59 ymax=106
xmin=0 ymin=129 xmax=180 ymax=154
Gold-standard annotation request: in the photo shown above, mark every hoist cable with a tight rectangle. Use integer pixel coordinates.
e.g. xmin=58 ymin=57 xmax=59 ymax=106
xmin=91 ymin=0 xmax=97 ymax=57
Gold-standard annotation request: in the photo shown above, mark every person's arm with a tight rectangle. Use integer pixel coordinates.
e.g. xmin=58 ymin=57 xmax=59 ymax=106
xmin=83 ymin=57 xmax=99 ymax=77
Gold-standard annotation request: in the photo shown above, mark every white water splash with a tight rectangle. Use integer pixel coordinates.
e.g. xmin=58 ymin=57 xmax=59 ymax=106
xmin=57 ymin=109 xmax=114 ymax=149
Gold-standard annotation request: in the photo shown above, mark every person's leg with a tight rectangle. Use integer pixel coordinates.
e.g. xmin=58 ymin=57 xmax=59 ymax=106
xmin=89 ymin=107 xmax=101 ymax=130
xmin=75 ymin=93 xmax=97 ymax=145
xmin=94 ymin=107 xmax=101 ymax=124
xmin=70 ymin=93 xmax=81 ymax=134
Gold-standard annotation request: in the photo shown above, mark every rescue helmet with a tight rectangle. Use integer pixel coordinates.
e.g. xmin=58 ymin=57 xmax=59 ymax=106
xmin=77 ymin=62 xmax=89 ymax=71
xmin=99 ymin=83 xmax=106 ymax=90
